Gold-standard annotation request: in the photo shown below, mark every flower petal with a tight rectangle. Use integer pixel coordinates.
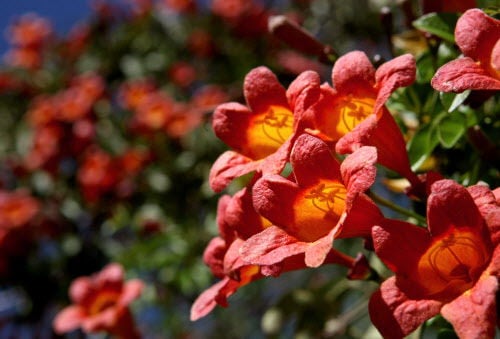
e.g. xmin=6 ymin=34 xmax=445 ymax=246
xmin=223 ymin=186 xmax=268 ymax=240
xmin=260 ymin=137 xmax=293 ymax=175
xmin=374 ymin=54 xmax=416 ymax=115
xmin=427 ymin=179 xmax=485 ymax=237
xmin=338 ymin=193 xmax=382 ymax=238
xmin=468 ymin=184 xmax=500 ymax=245
xmin=209 ymin=151 xmax=260 ymax=192
xmin=372 ymin=221 xmax=430 ymax=277
xmin=304 ymin=230 xmax=335 ymax=267
xmin=223 ymin=238 xmax=247 ymax=274
xmin=286 ymin=70 xmax=321 ymax=116
xmin=455 ymin=9 xmax=500 ymax=64
xmin=215 ymin=195 xmax=234 ymax=242
xmin=291 ymin=134 xmax=341 ymax=187
xmin=81 ymin=307 xmax=120 ymax=333
xmin=69 ymin=277 xmax=93 ymax=304
xmin=244 ymin=66 xmax=288 ymax=113
xmin=239 ymin=226 xmax=310 ymax=266
xmin=96 ymin=263 xmax=125 ymax=286
xmin=332 ymin=51 xmax=375 ymax=94
xmin=212 ymin=102 xmax=253 ymax=153
xmin=335 ymin=114 xmax=377 ymax=153
xmin=431 ymin=58 xmax=500 ymax=92
xmin=252 ymin=174 xmax=297 ymax=230
xmin=190 ymin=278 xmax=231 ymax=321
xmin=441 ymin=274 xmax=498 ymax=339
xmin=340 ymin=146 xmax=377 ymax=203
xmin=119 ymin=279 xmax=144 ymax=307
xmin=369 ymin=277 xmax=442 ymax=338
xmin=366 ymin=108 xmax=418 ymax=185
xmin=53 ymin=305 xmax=86 ymax=334
xmin=203 ymin=237 xmax=227 ymax=278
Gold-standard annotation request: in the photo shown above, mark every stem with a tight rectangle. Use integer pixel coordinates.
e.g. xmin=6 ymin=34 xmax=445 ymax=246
xmin=368 ymin=191 xmax=427 ymax=225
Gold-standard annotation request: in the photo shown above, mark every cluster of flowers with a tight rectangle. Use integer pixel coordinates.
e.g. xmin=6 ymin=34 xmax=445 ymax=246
xmin=0 ymin=0 xmax=497 ymax=337
xmin=3 ymin=14 xmax=52 ymax=70
xmin=192 ymin=8 xmax=500 ymax=338
xmin=120 ymin=79 xmax=228 ymax=139
xmin=0 ymin=0 xmax=323 ymax=337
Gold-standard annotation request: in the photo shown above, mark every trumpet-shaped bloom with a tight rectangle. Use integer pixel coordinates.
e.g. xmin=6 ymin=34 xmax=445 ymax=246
xmin=0 ymin=190 xmax=40 ymax=230
xmin=53 ymin=263 xmax=143 ymax=338
xmin=240 ymin=134 xmax=383 ymax=268
xmin=369 ymin=179 xmax=499 ymax=338
xmin=432 ymin=9 xmax=500 ymax=92
xmin=118 ymin=79 xmax=156 ymax=110
xmin=7 ymin=13 xmax=52 ymax=48
xmin=191 ymin=185 xmax=359 ymax=321
xmin=77 ymin=147 xmax=118 ymax=203
xmin=307 ymin=51 xmax=420 ymax=189
xmin=209 ymin=66 xmax=321 ymax=192
xmin=0 ymin=190 xmax=40 ymax=273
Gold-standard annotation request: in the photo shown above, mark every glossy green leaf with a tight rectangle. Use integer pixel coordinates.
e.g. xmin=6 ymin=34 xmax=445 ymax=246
xmin=440 ymin=90 xmax=471 ymax=112
xmin=436 ymin=112 xmax=466 ymax=148
xmin=408 ymin=123 xmax=440 ymax=171
xmin=416 ymin=51 xmax=435 ymax=84
xmin=413 ymin=13 xmax=459 ymax=43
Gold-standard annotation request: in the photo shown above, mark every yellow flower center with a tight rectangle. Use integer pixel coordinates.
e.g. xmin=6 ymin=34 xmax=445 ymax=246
xmin=246 ymin=105 xmax=294 ymax=159
xmin=316 ymin=95 xmax=375 ymax=141
xmin=88 ymin=291 xmax=121 ymax=315
xmin=292 ymin=180 xmax=346 ymax=242
xmin=417 ymin=229 xmax=490 ymax=299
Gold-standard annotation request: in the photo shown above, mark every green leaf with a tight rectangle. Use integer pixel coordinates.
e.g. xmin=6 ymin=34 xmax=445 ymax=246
xmin=436 ymin=113 xmax=466 ymax=148
xmin=408 ymin=123 xmax=440 ymax=171
xmin=416 ymin=51 xmax=435 ymax=84
xmin=439 ymin=90 xmax=471 ymax=112
xmin=437 ymin=41 xmax=459 ymax=67
xmin=413 ymin=13 xmax=459 ymax=43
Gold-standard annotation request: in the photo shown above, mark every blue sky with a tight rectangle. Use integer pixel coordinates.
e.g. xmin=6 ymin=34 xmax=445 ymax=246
xmin=0 ymin=0 xmax=91 ymax=53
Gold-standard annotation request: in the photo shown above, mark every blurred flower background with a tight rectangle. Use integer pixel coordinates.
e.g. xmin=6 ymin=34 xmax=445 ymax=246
xmin=0 ymin=0 xmax=498 ymax=338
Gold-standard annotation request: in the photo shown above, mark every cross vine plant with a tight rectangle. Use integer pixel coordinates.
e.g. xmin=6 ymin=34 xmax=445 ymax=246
xmin=0 ymin=1 xmax=498 ymax=338
xmin=191 ymin=7 xmax=500 ymax=339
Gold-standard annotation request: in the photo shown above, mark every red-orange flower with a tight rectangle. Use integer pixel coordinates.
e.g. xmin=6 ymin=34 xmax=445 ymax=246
xmin=26 ymin=96 xmax=57 ymax=127
xmin=191 ymin=187 xmax=358 ymax=321
xmin=0 ymin=190 xmax=40 ymax=230
xmin=53 ymin=263 xmax=143 ymax=338
xmin=163 ymin=103 xmax=203 ymax=139
xmin=0 ymin=190 xmax=40 ymax=275
xmin=307 ymin=51 xmax=419 ymax=188
xmin=23 ymin=123 xmax=65 ymax=172
xmin=168 ymin=61 xmax=197 ymax=88
xmin=130 ymin=92 xmax=175 ymax=132
xmin=77 ymin=147 xmax=118 ymax=203
xmin=240 ymin=134 xmax=383 ymax=268
xmin=191 ymin=84 xmax=230 ymax=112
xmin=56 ymin=73 xmax=104 ymax=122
xmin=432 ymin=9 xmax=500 ymax=92
xmin=369 ymin=179 xmax=499 ymax=338
xmin=118 ymin=79 xmax=156 ymax=111
xmin=77 ymin=146 xmax=149 ymax=202
xmin=187 ymin=29 xmax=214 ymax=57
xmin=3 ymin=47 xmax=43 ymax=70
xmin=7 ymin=13 xmax=52 ymax=48
xmin=209 ymin=66 xmax=321 ymax=192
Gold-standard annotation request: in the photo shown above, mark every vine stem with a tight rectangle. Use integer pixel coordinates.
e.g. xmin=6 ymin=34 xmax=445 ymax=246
xmin=367 ymin=191 xmax=427 ymax=226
